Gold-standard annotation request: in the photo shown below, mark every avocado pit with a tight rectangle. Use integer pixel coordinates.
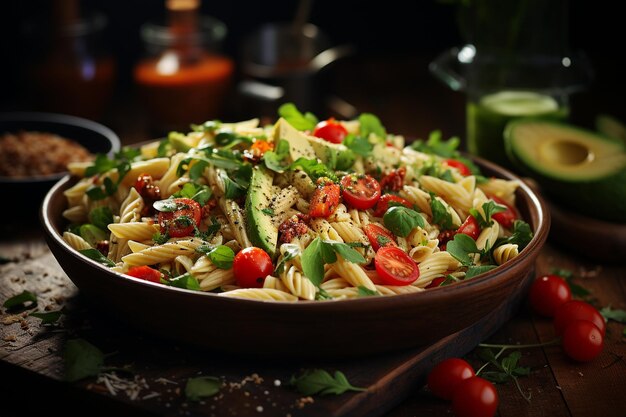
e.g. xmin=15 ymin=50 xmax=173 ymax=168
xmin=540 ymin=139 xmax=592 ymax=166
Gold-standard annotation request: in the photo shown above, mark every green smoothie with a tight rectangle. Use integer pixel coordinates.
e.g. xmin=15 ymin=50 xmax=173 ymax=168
xmin=467 ymin=91 xmax=569 ymax=167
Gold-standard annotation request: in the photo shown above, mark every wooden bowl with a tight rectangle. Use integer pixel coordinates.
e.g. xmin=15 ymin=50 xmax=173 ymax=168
xmin=40 ymin=157 xmax=549 ymax=357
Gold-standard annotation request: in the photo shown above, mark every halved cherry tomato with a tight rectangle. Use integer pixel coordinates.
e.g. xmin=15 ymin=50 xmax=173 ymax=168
xmin=374 ymin=246 xmax=419 ymax=286
xmin=373 ymin=194 xmax=413 ymax=217
xmin=561 ymin=320 xmax=604 ymax=362
xmin=126 ymin=265 xmax=162 ymax=283
xmin=364 ymin=224 xmax=397 ymax=251
xmin=312 ymin=118 xmax=348 ymax=144
xmin=158 ymin=198 xmax=202 ymax=237
xmin=445 ymin=159 xmax=472 ymax=176
xmin=489 ymin=195 xmax=518 ymax=229
xmin=309 ymin=179 xmax=341 ymax=218
xmin=380 ymin=167 xmax=406 ymax=191
xmin=232 ymin=247 xmax=273 ymax=288
xmin=134 ymin=173 xmax=161 ymax=216
xmin=457 ymin=215 xmax=480 ymax=240
xmin=554 ymin=300 xmax=606 ymax=337
xmin=340 ymin=174 xmax=381 ymax=210
xmin=428 ymin=358 xmax=476 ymax=400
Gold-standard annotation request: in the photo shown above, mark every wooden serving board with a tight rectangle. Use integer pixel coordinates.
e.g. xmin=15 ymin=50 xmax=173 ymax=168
xmin=0 ymin=230 xmax=532 ymax=417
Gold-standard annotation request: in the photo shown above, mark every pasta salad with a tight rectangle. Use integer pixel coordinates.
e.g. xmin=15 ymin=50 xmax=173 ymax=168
xmin=61 ymin=104 xmax=533 ymax=302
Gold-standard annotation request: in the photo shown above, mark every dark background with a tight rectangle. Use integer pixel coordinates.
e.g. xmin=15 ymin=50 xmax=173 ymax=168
xmin=1 ymin=0 xmax=622 ymax=141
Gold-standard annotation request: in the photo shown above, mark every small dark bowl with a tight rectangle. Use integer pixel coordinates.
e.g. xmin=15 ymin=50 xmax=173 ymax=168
xmin=41 ymin=156 xmax=549 ymax=357
xmin=0 ymin=112 xmax=120 ymax=223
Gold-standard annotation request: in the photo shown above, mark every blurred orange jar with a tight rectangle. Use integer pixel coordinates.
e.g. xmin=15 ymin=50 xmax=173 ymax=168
xmin=134 ymin=16 xmax=234 ymax=133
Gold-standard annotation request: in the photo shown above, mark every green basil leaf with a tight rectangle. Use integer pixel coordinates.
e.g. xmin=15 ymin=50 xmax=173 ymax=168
xmin=470 ymin=201 xmax=506 ymax=228
xmin=191 ymin=120 xmax=221 ymax=133
xmin=290 ymin=158 xmax=338 ymax=183
xmin=343 ymin=134 xmax=373 ymax=156
xmin=86 ymin=185 xmax=108 ymax=201
xmin=409 ymin=130 xmax=460 ymax=158
xmin=383 ymin=206 xmax=424 ymax=237
xmin=278 ymin=103 xmax=318 ymax=131
xmin=85 ymin=154 xmax=117 ymax=177
xmin=208 ymin=245 xmax=235 ymax=269
xmin=301 ymin=238 xmax=325 ymax=286
xmin=496 ymin=220 xmax=533 ymax=250
xmin=466 ymin=264 xmax=497 ymax=278
xmin=430 ymin=197 xmax=454 ymax=230
xmin=600 ymin=306 xmax=626 ymax=323
xmin=30 ymin=310 xmax=63 ymax=325
xmin=79 ymin=224 xmax=108 ymax=247
xmin=169 ymin=273 xmax=201 ymax=290
xmin=63 ymin=338 xmax=104 ymax=382
xmin=359 ymin=113 xmax=386 ymax=140
xmin=357 ymin=286 xmax=379 ymax=297
xmin=3 ymin=290 xmax=37 ymax=310
xmin=446 ymin=233 xmax=480 ymax=266
xmin=290 ymin=369 xmax=365 ymax=396
xmin=263 ymin=139 xmax=290 ymax=172
xmin=115 ymin=147 xmax=141 ymax=161
xmin=221 ymin=171 xmax=248 ymax=200
xmin=79 ymin=249 xmax=115 ymax=267
xmin=324 ymin=241 xmax=366 ymax=264
xmin=157 ymin=139 xmax=172 ymax=157
xmin=275 ymin=243 xmax=301 ymax=275
xmin=185 ymin=376 xmax=222 ymax=401
xmin=88 ymin=207 xmax=114 ymax=231
xmin=189 ymin=160 xmax=209 ymax=180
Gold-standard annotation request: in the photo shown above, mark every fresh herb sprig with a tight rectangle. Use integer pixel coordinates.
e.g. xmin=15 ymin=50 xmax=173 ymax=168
xmin=289 ymin=369 xmax=366 ymax=396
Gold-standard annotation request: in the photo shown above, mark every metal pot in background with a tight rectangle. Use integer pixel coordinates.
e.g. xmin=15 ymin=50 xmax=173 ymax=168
xmin=237 ymin=23 xmax=355 ymax=119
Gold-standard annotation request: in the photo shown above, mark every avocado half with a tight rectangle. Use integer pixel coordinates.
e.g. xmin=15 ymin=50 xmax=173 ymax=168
xmin=505 ymin=120 xmax=626 ymax=222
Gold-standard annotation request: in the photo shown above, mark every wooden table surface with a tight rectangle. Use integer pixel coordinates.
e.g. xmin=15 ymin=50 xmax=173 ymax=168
xmin=2 ymin=57 xmax=625 ymax=417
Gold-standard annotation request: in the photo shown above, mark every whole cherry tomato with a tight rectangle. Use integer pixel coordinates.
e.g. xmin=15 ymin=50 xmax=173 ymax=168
xmin=445 ymin=159 xmax=472 ymax=176
xmin=312 ymin=118 xmax=348 ymax=144
xmin=528 ymin=274 xmax=572 ymax=317
xmin=452 ymin=377 xmax=499 ymax=417
xmin=561 ymin=320 xmax=604 ymax=362
xmin=553 ymin=300 xmax=606 ymax=337
xmin=427 ymin=358 xmax=475 ymax=400
xmin=232 ymin=247 xmax=273 ymax=288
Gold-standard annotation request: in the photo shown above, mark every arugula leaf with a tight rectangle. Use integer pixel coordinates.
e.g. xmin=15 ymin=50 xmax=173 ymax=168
xmin=169 ymin=273 xmax=201 ymax=290
xmin=289 ymin=369 xmax=366 ymax=396
xmin=152 ymin=231 xmax=169 ymax=245
xmin=85 ymin=153 xmax=133 ymax=201
xmin=290 ymin=157 xmax=338 ymax=183
xmin=477 ymin=348 xmax=530 ymax=401
xmin=85 ymin=154 xmax=117 ymax=177
xmin=466 ymin=265 xmax=497 ymax=279
xmin=157 ymin=138 xmax=173 ymax=157
xmin=3 ymin=290 xmax=37 ymax=310
xmin=430 ymin=197 xmax=454 ymax=230
xmin=357 ymin=286 xmax=379 ymax=297
xmin=63 ymin=338 xmax=104 ymax=382
xmin=600 ymin=306 xmax=626 ymax=323
xmin=278 ymin=103 xmax=318 ymax=131
xmin=301 ymin=238 xmax=325 ymax=286
xmin=215 ymin=131 xmax=253 ymax=148
xmin=30 ymin=310 xmax=63 ymax=325
xmin=470 ymin=201 xmax=506 ymax=228
xmin=324 ymin=241 xmax=366 ymax=264
xmin=189 ymin=160 xmax=209 ymax=180
xmin=383 ymin=206 xmax=424 ymax=237
xmin=315 ymin=288 xmax=333 ymax=300
xmin=221 ymin=171 xmax=248 ymax=199
xmin=185 ymin=376 xmax=222 ymax=401
xmin=447 ymin=234 xmax=481 ymax=266
xmin=173 ymin=182 xmax=212 ymax=206
xmin=79 ymin=249 xmax=115 ymax=267
xmin=88 ymin=207 xmax=114 ymax=231
xmin=115 ymin=147 xmax=141 ymax=161
xmin=275 ymin=244 xmax=301 ymax=275
xmin=263 ymin=139 xmax=291 ymax=172
xmin=359 ymin=113 xmax=386 ymax=140
xmin=343 ymin=134 xmax=373 ymax=156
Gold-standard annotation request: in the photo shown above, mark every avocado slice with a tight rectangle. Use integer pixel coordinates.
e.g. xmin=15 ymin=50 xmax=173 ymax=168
xmin=169 ymin=132 xmax=195 ymax=152
xmin=505 ymin=120 xmax=626 ymax=222
xmin=596 ymin=114 xmax=626 ymax=144
xmin=245 ymin=166 xmax=278 ymax=257
xmin=306 ymin=136 xmax=356 ymax=170
xmin=273 ymin=118 xmax=316 ymax=161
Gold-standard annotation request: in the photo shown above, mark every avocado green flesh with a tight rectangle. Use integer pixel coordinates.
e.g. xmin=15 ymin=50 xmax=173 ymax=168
xmin=245 ymin=166 xmax=278 ymax=257
xmin=505 ymin=120 xmax=626 ymax=222
xmin=596 ymin=114 xmax=626 ymax=143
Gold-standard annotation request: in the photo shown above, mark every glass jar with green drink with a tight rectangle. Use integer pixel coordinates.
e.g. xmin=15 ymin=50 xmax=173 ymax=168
xmin=430 ymin=0 xmax=592 ymax=168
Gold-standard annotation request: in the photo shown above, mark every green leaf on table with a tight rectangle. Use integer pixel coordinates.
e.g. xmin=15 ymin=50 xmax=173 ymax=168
xmin=185 ymin=376 xmax=222 ymax=401
xmin=63 ymin=338 xmax=104 ymax=382
xmin=549 ymin=267 xmax=590 ymax=298
xmin=79 ymin=249 xmax=115 ymax=267
xmin=289 ymin=369 xmax=366 ymax=396
xmin=447 ymin=234 xmax=481 ymax=266
xmin=278 ymin=103 xmax=318 ymax=131
xmin=600 ymin=306 xmax=626 ymax=323
xmin=359 ymin=113 xmax=386 ymax=140
xmin=383 ymin=206 xmax=424 ymax=237
xmin=30 ymin=310 xmax=64 ymax=325
xmin=550 ymin=268 xmax=573 ymax=280
xmin=3 ymin=290 xmax=37 ymax=311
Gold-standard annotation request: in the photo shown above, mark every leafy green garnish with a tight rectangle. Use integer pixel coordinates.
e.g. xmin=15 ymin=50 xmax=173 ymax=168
xmin=215 ymin=131 xmax=253 ymax=148
xmin=88 ymin=207 xmax=114 ymax=231
xmin=3 ymin=290 xmax=37 ymax=311
xmin=85 ymin=152 xmax=134 ymax=201
xmin=470 ymin=201 xmax=506 ymax=228
xmin=289 ymin=369 xmax=366 ymax=396
xmin=600 ymin=306 xmax=626 ymax=323
xmin=263 ymin=139 xmax=290 ymax=172
xmin=185 ymin=376 xmax=222 ymax=401
xmin=447 ymin=234 xmax=481 ymax=266
xmin=343 ymin=134 xmax=373 ymax=156
xmin=190 ymin=120 xmax=221 ymax=133
xmin=278 ymin=103 xmax=318 ymax=131
xmin=261 ymin=208 xmax=274 ymax=216
xmin=275 ymin=244 xmax=301 ymax=275
xmin=85 ymin=154 xmax=117 ymax=177
xmin=152 ymin=231 xmax=169 ymax=245
xmin=466 ymin=265 xmax=497 ymax=279
xmin=357 ymin=286 xmax=379 ymax=297
xmin=157 ymin=138 xmax=173 ymax=157
xmin=169 ymin=273 xmax=201 ymax=290
xmin=196 ymin=245 xmax=235 ymax=269
xmin=79 ymin=224 xmax=108 ymax=247
xmin=496 ymin=220 xmax=533 ymax=250
xmin=430 ymin=197 xmax=454 ymax=230
xmin=30 ymin=310 xmax=64 ymax=325
xmin=301 ymin=238 xmax=365 ymax=286
xmin=550 ymin=268 xmax=590 ymax=298
xmin=63 ymin=338 xmax=104 ymax=382
xmin=410 ymin=130 xmax=460 ymax=158
xmin=359 ymin=113 xmax=386 ymax=140
xmin=290 ymin=157 xmax=338 ymax=183
xmin=478 ymin=349 xmax=531 ymax=401
xmin=173 ymin=182 xmax=212 ymax=206
xmin=383 ymin=206 xmax=425 ymax=237
xmin=79 ymin=249 xmax=115 ymax=267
